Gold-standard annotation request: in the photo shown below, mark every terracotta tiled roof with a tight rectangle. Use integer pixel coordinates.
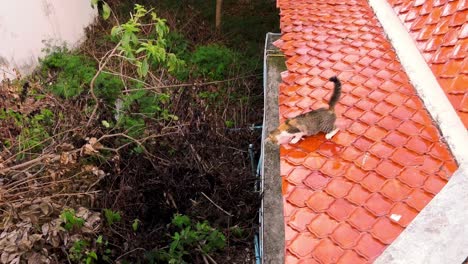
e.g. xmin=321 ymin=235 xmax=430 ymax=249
xmin=274 ymin=0 xmax=459 ymax=263
xmin=387 ymin=0 xmax=468 ymax=126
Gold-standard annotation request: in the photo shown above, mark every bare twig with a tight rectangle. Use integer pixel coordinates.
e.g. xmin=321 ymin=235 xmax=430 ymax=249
xmin=202 ymin=255 xmax=210 ymax=264
xmin=125 ymin=74 xmax=261 ymax=92
xmin=200 ymin=192 xmax=233 ymax=217
xmin=2 ymin=128 xmax=76 ymax=164
xmin=0 ymin=154 xmax=59 ymax=175
xmin=87 ymin=42 xmax=122 ymax=127
xmin=205 ymin=253 xmax=218 ymax=264
xmin=116 ymin=247 xmax=146 ymax=261
xmin=197 ymin=245 xmax=218 ymax=264
xmin=0 ymin=191 xmax=100 ymax=206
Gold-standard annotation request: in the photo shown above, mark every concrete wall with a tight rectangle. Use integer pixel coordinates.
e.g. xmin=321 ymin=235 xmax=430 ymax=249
xmin=0 ymin=0 xmax=96 ymax=80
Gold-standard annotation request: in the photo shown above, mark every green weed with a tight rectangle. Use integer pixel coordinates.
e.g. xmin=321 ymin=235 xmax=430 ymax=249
xmin=60 ymin=209 xmax=85 ymax=231
xmin=40 ymin=49 xmax=123 ymax=102
xmin=41 ymin=50 xmax=95 ymax=99
xmin=146 ymin=214 xmax=225 ymax=264
xmin=103 ymin=209 xmax=121 ymax=226
xmin=69 ymin=237 xmax=112 ymax=264
xmin=0 ymin=108 xmax=55 ymax=160
xmin=190 ymin=44 xmax=239 ymax=80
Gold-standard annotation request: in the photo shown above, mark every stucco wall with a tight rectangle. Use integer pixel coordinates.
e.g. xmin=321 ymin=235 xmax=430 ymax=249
xmin=0 ymin=0 xmax=96 ymax=80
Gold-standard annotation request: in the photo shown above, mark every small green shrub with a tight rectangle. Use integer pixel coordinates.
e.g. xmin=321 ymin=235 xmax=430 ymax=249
xmin=190 ymin=44 xmax=239 ymax=80
xmin=110 ymin=4 xmax=186 ymax=78
xmin=146 ymin=214 xmax=226 ymax=264
xmin=41 ymin=49 xmax=124 ymax=102
xmin=103 ymin=209 xmax=121 ymax=226
xmin=117 ymin=89 xmax=176 ymax=138
xmin=69 ymin=236 xmax=112 ymax=264
xmin=94 ymin=72 xmax=124 ymax=103
xmin=117 ymin=115 xmax=145 ymax=138
xmin=69 ymin=240 xmax=91 ymax=263
xmin=165 ymin=32 xmax=190 ymax=80
xmin=18 ymin=109 xmax=54 ymax=157
xmin=61 ymin=209 xmax=85 ymax=231
xmin=0 ymin=108 xmax=54 ymax=159
xmin=166 ymin=31 xmax=189 ymax=59
xmin=41 ymin=50 xmax=96 ymax=99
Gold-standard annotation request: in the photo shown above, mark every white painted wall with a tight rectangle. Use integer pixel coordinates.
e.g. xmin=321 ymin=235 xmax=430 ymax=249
xmin=0 ymin=0 xmax=97 ymax=80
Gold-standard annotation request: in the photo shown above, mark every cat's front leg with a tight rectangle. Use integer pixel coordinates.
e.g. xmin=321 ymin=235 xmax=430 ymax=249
xmin=289 ymin=133 xmax=304 ymax=144
xmin=325 ymin=128 xmax=339 ymax=140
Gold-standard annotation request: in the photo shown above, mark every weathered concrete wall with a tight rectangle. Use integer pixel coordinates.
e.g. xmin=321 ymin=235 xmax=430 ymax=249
xmin=0 ymin=0 xmax=96 ymax=80
xmin=261 ymin=32 xmax=286 ymax=264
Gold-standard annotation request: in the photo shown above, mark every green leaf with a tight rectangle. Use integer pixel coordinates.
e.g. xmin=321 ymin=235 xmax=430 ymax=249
xmin=96 ymin=235 xmax=103 ymax=244
xmin=88 ymin=251 xmax=98 ymax=260
xmin=172 ymin=214 xmax=190 ymax=228
xmin=110 ymin=26 xmax=122 ymax=37
xmin=132 ymin=219 xmax=140 ymax=232
xmin=102 ymin=120 xmax=110 ymax=128
xmin=151 ymin=12 xmax=158 ymax=21
xmin=141 ymin=58 xmax=149 ymax=77
xmin=91 ymin=0 xmax=98 ymax=7
xmin=102 ymin=3 xmax=111 ymax=20
xmin=103 ymin=209 xmax=121 ymax=226
xmin=168 ymin=114 xmax=179 ymax=121
xmin=136 ymin=47 xmax=146 ymax=54
xmin=166 ymin=53 xmax=177 ymax=72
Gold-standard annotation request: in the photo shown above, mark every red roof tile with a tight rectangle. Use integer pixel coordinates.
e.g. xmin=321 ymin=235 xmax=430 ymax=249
xmin=388 ymin=0 xmax=468 ymax=126
xmin=275 ymin=0 xmax=458 ymax=262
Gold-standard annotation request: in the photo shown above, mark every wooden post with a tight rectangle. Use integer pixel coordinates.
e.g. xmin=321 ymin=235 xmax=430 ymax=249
xmin=215 ymin=0 xmax=223 ymax=30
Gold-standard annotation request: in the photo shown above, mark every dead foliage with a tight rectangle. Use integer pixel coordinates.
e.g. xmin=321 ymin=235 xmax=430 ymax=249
xmin=0 ymin=0 xmax=273 ymax=262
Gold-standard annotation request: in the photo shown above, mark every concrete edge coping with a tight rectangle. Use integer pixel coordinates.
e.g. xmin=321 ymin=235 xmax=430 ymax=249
xmin=260 ymin=32 xmax=285 ymax=264
xmin=368 ymin=0 xmax=468 ymax=166
xmin=368 ymin=0 xmax=468 ymax=263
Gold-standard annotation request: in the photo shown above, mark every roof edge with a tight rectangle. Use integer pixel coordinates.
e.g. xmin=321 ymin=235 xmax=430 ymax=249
xmin=369 ymin=0 xmax=468 ymax=167
xmin=369 ymin=1 xmax=468 ymax=263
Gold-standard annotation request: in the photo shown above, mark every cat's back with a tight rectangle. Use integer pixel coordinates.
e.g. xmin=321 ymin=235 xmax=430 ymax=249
xmin=299 ymin=108 xmax=336 ymax=134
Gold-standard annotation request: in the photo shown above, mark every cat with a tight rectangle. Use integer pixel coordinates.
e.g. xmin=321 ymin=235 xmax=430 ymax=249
xmin=268 ymin=76 xmax=341 ymax=145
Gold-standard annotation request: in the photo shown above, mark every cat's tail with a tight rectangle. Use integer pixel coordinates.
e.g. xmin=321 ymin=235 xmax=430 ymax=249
xmin=328 ymin=76 xmax=341 ymax=111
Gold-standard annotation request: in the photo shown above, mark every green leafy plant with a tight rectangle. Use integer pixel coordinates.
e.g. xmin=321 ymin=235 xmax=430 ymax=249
xmin=69 ymin=237 xmax=112 ymax=264
xmin=41 ymin=50 xmax=96 ymax=99
xmin=103 ymin=209 xmax=121 ymax=226
xmin=190 ymin=44 xmax=239 ymax=80
xmin=69 ymin=240 xmax=90 ymax=263
xmin=147 ymin=214 xmax=226 ymax=264
xmin=94 ymin=72 xmax=124 ymax=103
xmin=41 ymin=49 xmax=124 ymax=101
xmin=61 ymin=209 xmax=85 ymax=231
xmin=116 ymin=89 xmax=177 ymax=138
xmin=166 ymin=31 xmax=189 ymax=59
xmin=0 ymin=108 xmax=55 ymax=160
xmin=110 ymin=4 xmax=185 ymax=78
xmin=18 ymin=109 xmax=54 ymax=157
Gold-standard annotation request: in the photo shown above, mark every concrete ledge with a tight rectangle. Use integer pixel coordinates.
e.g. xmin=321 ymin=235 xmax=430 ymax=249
xmin=369 ymin=1 xmax=468 ymax=263
xmin=261 ymin=32 xmax=285 ymax=264
xmin=375 ymin=167 xmax=468 ymax=264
